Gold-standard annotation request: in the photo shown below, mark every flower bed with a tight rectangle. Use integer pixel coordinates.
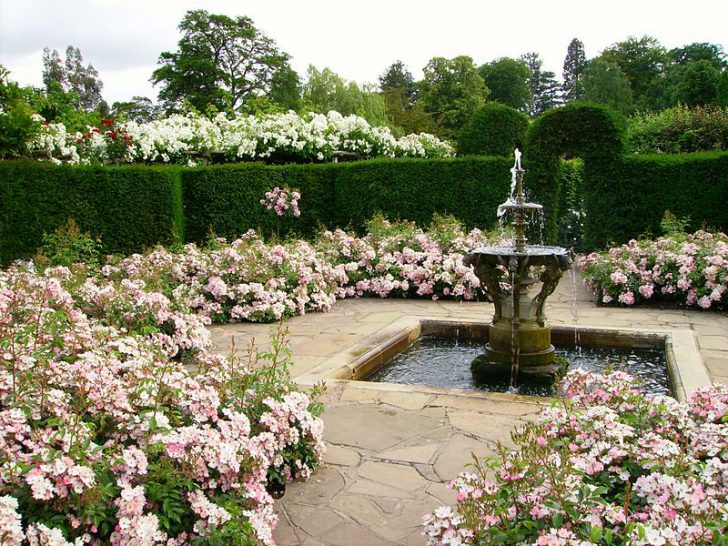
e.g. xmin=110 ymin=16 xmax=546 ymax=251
xmin=0 ymin=265 xmax=325 ymax=545
xmin=424 ymin=370 xmax=728 ymax=545
xmin=28 ymin=111 xmax=454 ymax=165
xmin=577 ymin=231 xmax=728 ymax=310
xmin=100 ymin=217 xmax=501 ymax=324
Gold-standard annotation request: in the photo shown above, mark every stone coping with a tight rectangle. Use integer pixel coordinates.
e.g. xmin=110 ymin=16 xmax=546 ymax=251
xmin=297 ymin=317 xmax=710 ymax=402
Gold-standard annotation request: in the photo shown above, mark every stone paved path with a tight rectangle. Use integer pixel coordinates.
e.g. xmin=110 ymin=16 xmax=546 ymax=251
xmin=209 ymin=267 xmax=728 ymax=545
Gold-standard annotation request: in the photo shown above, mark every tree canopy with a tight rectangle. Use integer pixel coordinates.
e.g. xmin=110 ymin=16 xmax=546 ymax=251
xmin=418 ymin=56 xmax=489 ymax=135
xmin=562 ymin=38 xmax=586 ymax=102
xmin=581 ymin=59 xmax=633 ymax=113
xmin=151 ymin=10 xmax=292 ymax=113
xmin=478 ymin=57 xmax=531 ymax=111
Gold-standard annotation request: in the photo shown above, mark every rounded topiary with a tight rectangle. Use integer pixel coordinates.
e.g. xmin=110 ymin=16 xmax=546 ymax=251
xmin=457 ymin=103 xmax=529 ymax=157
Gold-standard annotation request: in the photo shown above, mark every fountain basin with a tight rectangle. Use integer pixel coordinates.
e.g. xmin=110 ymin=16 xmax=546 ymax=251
xmin=296 ymin=317 xmax=709 ymax=402
xmin=362 ymin=320 xmax=676 ymax=397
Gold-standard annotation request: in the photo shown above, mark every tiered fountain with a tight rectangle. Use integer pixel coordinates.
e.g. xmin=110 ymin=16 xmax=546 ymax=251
xmin=465 ymin=150 xmax=571 ymax=385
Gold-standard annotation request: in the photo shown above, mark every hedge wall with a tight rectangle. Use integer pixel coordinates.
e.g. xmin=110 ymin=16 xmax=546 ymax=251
xmin=525 ymin=103 xmax=626 ymax=244
xmin=0 ymin=157 xmax=513 ymax=263
xmin=524 ymin=103 xmax=728 ymax=250
xmin=457 ymin=103 xmax=529 ymax=157
xmin=182 ymin=157 xmax=512 ymax=242
xmin=584 ymin=152 xmax=728 ymax=248
xmin=0 ymin=161 xmax=183 ymax=264
xmin=328 ymin=157 xmax=512 ymax=232
xmin=182 ymin=162 xmax=343 ymax=242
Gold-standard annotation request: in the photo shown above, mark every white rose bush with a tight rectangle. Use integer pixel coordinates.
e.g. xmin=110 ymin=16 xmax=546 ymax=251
xmin=27 ymin=111 xmax=454 ymax=166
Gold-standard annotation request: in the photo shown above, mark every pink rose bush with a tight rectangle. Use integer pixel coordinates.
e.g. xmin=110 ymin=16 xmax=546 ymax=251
xmin=0 ymin=265 xmax=325 ymax=545
xmin=260 ymin=187 xmax=301 ymax=218
xmin=424 ymin=370 xmax=728 ymax=546
xmin=98 ymin=217 xmax=502 ymax=325
xmin=577 ymin=231 xmax=728 ymax=310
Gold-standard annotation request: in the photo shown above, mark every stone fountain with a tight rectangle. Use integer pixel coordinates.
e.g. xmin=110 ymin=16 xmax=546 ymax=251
xmin=464 ymin=150 xmax=571 ymax=385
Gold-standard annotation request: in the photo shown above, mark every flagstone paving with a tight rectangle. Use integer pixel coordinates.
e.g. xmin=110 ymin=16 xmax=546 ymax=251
xmin=209 ymin=267 xmax=727 ymax=545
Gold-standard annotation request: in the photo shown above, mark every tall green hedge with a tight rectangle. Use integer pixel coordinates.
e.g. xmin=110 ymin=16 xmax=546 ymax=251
xmin=181 ymin=158 xmax=512 ymax=242
xmin=182 ymin=162 xmax=339 ymax=241
xmin=1 ymin=158 xmax=514 ymax=264
xmin=0 ymin=161 xmax=183 ymax=264
xmin=525 ymin=103 xmax=728 ymax=249
xmin=585 ymin=152 xmax=728 ymax=248
xmin=328 ymin=158 xmax=512 ymax=231
xmin=457 ymin=103 xmax=529 ymax=157
xmin=525 ymin=103 xmax=626 ymax=243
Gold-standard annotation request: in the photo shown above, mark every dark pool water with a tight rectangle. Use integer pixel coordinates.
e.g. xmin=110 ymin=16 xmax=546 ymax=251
xmin=366 ymin=335 xmax=670 ymax=397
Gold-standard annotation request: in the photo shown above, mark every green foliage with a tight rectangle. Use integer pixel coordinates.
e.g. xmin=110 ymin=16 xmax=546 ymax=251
xmin=301 ymin=66 xmax=387 ymax=126
xmin=660 ymin=210 xmax=691 ymax=235
xmin=457 ymin=103 xmax=529 ymax=156
xmin=0 ymin=161 xmax=184 ymax=264
xmin=581 ymin=59 xmax=633 ymax=113
xmin=600 ymin=35 xmax=668 ymax=110
xmin=182 ymin=158 xmax=511 ymax=243
xmin=0 ymin=66 xmax=41 ymax=158
xmin=555 ymin=159 xmax=585 ymax=249
xmin=668 ymin=42 xmax=728 ymax=71
xmin=525 ymin=103 xmax=626 ymax=243
xmin=382 ymin=88 xmax=439 ymax=136
xmin=418 ymin=56 xmax=489 ymax=136
xmin=522 ymin=52 xmax=561 ymax=117
xmin=379 ymin=60 xmax=417 ymax=104
xmin=328 ymin=157 xmax=511 ymax=232
xmin=669 ymin=60 xmax=721 ymax=106
xmin=627 ymin=105 xmax=728 ymax=154
xmin=111 ymin=96 xmax=161 ymax=123
xmin=42 ymin=46 xmax=104 ymax=111
xmin=584 ymin=152 xmax=728 ymax=248
xmin=478 ymin=58 xmax=531 ymax=111
xmin=152 ymin=10 xmax=291 ymax=113
xmin=562 ymin=38 xmax=586 ymax=102
xmin=38 ymin=219 xmax=103 ymax=268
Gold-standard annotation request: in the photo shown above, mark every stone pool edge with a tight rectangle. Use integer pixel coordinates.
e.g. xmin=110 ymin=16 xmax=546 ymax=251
xmin=296 ymin=317 xmax=710 ymax=402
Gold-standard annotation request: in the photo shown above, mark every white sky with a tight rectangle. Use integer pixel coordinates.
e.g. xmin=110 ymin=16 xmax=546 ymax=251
xmin=1 ymin=0 xmax=727 ymax=105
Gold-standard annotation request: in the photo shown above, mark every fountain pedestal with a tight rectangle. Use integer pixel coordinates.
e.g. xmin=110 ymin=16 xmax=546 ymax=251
xmin=464 ymin=150 xmax=572 ymax=386
xmin=465 ymin=248 xmax=571 ymax=380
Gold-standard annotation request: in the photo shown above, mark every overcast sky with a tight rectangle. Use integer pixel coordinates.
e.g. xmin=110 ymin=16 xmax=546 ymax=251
xmin=2 ymin=0 xmax=727 ymax=105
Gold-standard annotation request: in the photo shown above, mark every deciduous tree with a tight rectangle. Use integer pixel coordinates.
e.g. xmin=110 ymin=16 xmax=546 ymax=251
xmin=418 ymin=56 xmax=488 ymax=135
xmin=152 ymin=10 xmax=291 ymax=113
xmin=478 ymin=57 xmax=531 ymax=111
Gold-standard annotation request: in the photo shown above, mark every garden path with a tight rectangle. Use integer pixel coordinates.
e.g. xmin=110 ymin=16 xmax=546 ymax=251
xmin=209 ymin=267 xmax=728 ymax=545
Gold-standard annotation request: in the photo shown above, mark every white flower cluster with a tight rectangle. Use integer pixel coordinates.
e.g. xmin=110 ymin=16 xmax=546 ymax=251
xmin=28 ymin=111 xmax=454 ymax=165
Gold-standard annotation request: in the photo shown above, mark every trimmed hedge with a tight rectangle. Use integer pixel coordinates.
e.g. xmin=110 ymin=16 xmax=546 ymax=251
xmin=182 ymin=158 xmax=512 ymax=242
xmin=182 ymin=162 xmax=338 ymax=241
xmin=525 ymin=103 xmax=728 ymax=249
xmin=1 ymin=158 xmax=514 ymax=263
xmin=525 ymin=103 xmax=626 ymax=243
xmin=0 ymin=161 xmax=183 ymax=264
xmin=585 ymin=152 xmax=728 ymax=248
xmin=457 ymin=103 xmax=529 ymax=157
xmin=328 ymin=158 xmax=512 ymax=232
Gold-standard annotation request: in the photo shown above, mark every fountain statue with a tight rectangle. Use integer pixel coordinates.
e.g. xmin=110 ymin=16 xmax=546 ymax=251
xmin=464 ymin=150 xmax=572 ymax=385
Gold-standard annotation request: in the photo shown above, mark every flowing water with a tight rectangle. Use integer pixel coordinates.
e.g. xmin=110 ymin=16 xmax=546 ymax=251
xmin=366 ymin=334 xmax=670 ymax=397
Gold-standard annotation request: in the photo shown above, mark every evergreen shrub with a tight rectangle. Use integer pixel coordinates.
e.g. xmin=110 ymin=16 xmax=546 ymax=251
xmin=457 ymin=103 xmax=529 ymax=157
